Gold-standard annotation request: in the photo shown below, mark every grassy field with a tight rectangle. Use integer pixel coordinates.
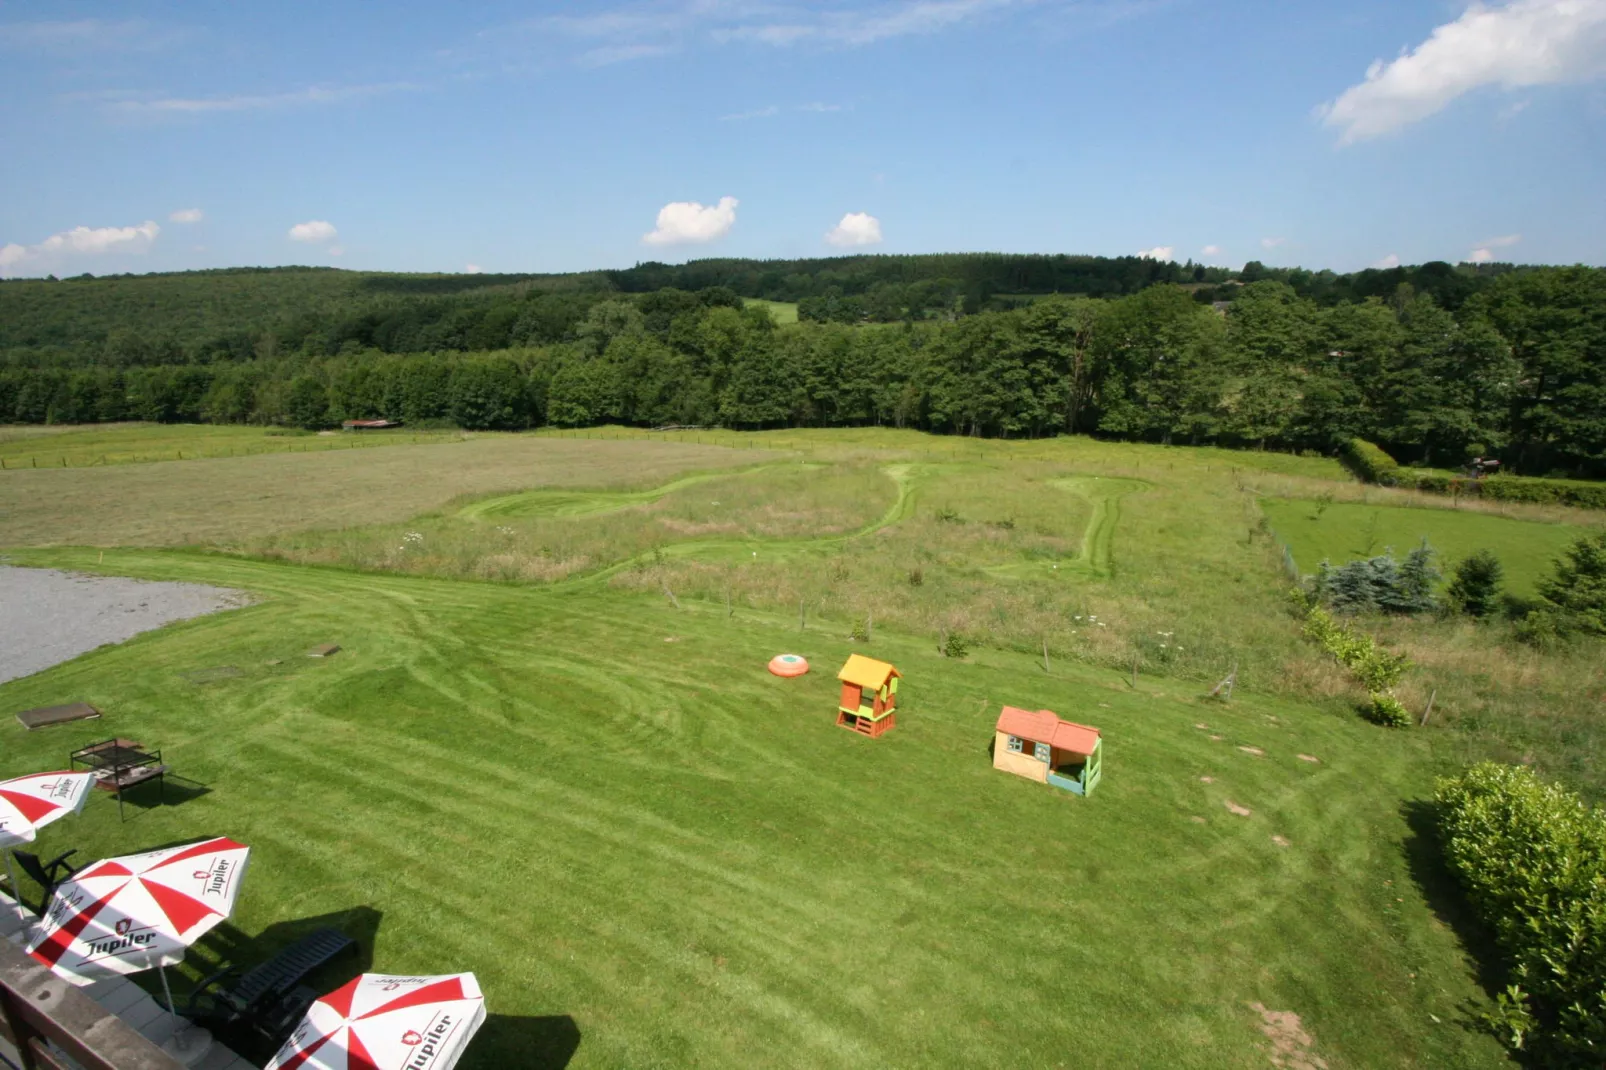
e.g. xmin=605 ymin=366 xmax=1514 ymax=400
xmin=743 ymin=298 xmax=800 ymax=325
xmin=0 ymin=547 xmax=1509 ymax=1069
xmin=0 ymin=433 xmax=763 ymax=546
xmin=1262 ymin=498 xmax=1589 ymax=597
xmin=0 ymin=422 xmax=468 ymax=469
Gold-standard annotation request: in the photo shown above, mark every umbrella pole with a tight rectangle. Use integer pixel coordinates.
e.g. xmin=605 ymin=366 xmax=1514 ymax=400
xmin=3 ymin=850 xmax=26 ymax=926
xmin=159 ymin=964 xmax=180 ymax=1028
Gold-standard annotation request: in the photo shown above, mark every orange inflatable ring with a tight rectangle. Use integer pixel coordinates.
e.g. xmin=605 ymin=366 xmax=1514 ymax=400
xmin=768 ymin=654 xmax=810 ymax=677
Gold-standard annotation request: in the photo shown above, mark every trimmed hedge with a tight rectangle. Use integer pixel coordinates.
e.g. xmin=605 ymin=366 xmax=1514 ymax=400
xmin=1436 ymin=763 xmax=1606 ymax=1062
xmin=1343 ymin=438 xmax=1606 ymax=510
xmin=1340 ymin=438 xmax=1404 ymax=485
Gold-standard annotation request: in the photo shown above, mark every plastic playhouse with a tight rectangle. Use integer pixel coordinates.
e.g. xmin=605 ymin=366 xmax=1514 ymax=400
xmin=992 ymin=706 xmax=1102 ymax=795
xmin=836 ymin=654 xmax=901 ymax=737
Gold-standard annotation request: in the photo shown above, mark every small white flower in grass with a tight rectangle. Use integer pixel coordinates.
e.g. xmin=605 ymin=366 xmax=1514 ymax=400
xmin=1098 ymin=622 xmax=1107 ymax=627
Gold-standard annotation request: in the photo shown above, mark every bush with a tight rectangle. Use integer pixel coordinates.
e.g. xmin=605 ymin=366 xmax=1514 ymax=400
xmin=1314 ymin=542 xmax=1439 ymax=615
xmin=907 ymin=566 xmax=924 ymax=587
xmin=1538 ymin=531 xmax=1606 ymax=637
xmin=942 ymin=632 xmax=971 ymax=659
xmin=1297 ymin=599 xmax=1411 ymax=721
xmin=1449 ymin=550 xmax=1505 ymax=618
xmin=1481 ymin=475 xmax=1606 ymax=511
xmin=1435 ymin=763 xmax=1606 ymax=1062
xmin=1363 ymin=692 xmax=1411 ymax=727
xmin=1340 ymin=438 xmax=1402 ymax=485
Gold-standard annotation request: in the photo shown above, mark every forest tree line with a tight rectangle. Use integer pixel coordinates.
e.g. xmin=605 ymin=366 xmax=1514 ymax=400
xmin=1 ymin=264 xmax=1602 ymax=477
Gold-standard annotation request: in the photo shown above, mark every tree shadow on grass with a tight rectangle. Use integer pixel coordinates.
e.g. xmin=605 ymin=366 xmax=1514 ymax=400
xmin=1399 ymin=798 xmax=1520 ymax=1054
xmin=468 ymin=1013 xmax=581 ymax=1069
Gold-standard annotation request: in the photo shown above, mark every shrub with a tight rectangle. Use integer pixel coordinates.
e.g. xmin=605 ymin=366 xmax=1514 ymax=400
xmin=1340 ymin=438 xmax=1402 ymax=485
xmin=907 ymin=566 xmax=924 ymax=587
xmin=1435 ymin=763 xmax=1606 ymax=1062
xmin=1448 ymin=550 xmax=1505 ymax=618
xmin=1297 ymin=599 xmax=1411 ymax=722
xmin=1314 ymin=542 xmax=1439 ymax=615
xmin=1363 ymin=692 xmax=1411 ymax=727
xmin=1481 ymin=475 xmax=1606 ymax=511
xmin=1537 ymin=531 xmax=1606 ymax=637
xmin=943 ymin=632 xmax=971 ymax=659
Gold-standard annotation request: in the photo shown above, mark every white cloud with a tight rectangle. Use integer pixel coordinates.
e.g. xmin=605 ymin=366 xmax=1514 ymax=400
xmin=289 ymin=220 xmax=338 ymax=244
xmin=1201 ymin=244 xmax=1222 ymax=256
xmin=643 ymin=196 xmax=738 ymax=245
xmin=0 ymin=220 xmax=160 ymax=277
xmin=105 ymin=82 xmax=415 ymax=115
xmin=1320 ymin=0 xmax=1606 ymax=144
xmin=720 ymin=105 xmax=780 ymax=121
xmin=1260 ymin=236 xmax=1285 ymax=249
xmin=825 ymin=212 xmax=884 ymax=247
xmin=1137 ymin=245 xmax=1175 ymax=261
xmin=1468 ymin=233 xmax=1522 ymax=263
xmin=0 ymin=18 xmax=186 ymax=54
xmin=466 ymin=263 xmax=484 ymax=274
xmin=169 ymin=208 xmax=203 ymax=223
xmin=799 ymin=101 xmax=846 ymax=112
xmin=1372 ymin=253 xmax=1402 ymax=269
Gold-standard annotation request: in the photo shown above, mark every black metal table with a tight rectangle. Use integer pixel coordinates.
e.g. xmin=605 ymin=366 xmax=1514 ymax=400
xmin=69 ymin=738 xmax=167 ymax=820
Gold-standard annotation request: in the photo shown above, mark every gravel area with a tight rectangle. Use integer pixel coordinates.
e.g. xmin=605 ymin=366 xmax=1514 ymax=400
xmin=0 ymin=566 xmax=249 ymax=685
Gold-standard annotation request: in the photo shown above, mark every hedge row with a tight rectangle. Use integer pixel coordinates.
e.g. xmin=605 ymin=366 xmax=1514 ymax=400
xmin=1436 ymin=762 xmax=1606 ymax=1062
xmin=1343 ymin=438 xmax=1606 ymax=510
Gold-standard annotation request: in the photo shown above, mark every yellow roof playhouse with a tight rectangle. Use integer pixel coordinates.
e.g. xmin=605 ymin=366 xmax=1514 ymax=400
xmin=836 ymin=654 xmax=900 ymax=738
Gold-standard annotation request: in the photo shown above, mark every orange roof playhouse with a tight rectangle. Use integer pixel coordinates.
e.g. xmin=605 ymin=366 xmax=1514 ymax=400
xmin=992 ymin=706 xmax=1102 ymax=795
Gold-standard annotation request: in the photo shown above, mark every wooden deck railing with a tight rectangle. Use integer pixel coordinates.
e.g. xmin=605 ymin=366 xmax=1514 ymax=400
xmin=0 ymin=941 xmax=185 ymax=1070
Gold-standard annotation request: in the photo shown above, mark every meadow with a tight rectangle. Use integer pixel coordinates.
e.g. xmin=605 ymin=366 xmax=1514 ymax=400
xmin=741 ymin=298 xmax=801 ymax=325
xmin=4 ymin=422 xmax=1605 ymax=1066
xmin=0 ymin=422 xmax=468 ymax=469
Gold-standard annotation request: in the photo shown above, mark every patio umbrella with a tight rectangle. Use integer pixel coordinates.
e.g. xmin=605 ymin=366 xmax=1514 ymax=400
xmin=0 ymin=770 xmax=96 ymax=923
xmin=26 ymin=836 xmax=250 ymax=1063
xmin=265 ymin=973 xmax=486 ymax=1070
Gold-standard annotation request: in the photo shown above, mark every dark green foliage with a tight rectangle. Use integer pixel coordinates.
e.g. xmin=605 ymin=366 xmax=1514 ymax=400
xmin=1538 ymin=531 xmax=1606 ymax=637
xmin=1449 ymin=550 xmax=1505 ymax=617
xmin=3 ymin=261 xmax=1605 ymax=480
xmin=943 ymin=633 xmax=971 ymax=659
xmin=1435 ymin=763 xmax=1606 ymax=1062
xmin=285 ymin=376 xmax=330 ymax=430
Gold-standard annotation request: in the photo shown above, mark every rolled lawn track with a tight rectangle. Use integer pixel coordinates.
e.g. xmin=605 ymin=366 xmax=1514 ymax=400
xmin=0 ymin=549 xmax=1508 ymax=1069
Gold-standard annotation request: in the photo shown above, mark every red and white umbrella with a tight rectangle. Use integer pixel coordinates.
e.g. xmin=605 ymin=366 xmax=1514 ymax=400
xmin=266 ymin=973 xmax=486 ymax=1070
xmin=0 ymin=771 xmax=95 ymax=923
xmin=0 ymin=771 xmax=95 ymax=848
xmin=27 ymin=836 xmax=250 ymax=985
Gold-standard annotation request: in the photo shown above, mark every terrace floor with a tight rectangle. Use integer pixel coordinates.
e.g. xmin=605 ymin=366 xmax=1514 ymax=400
xmin=0 ymin=889 xmax=255 ymax=1070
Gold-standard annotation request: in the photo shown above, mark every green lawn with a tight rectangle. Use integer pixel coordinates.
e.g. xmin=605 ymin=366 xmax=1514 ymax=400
xmin=0 ymin=548 xmax=1508 ymax=1069
xmin=1262 ymin=498 xmax=1590 ymax=597
xmin=742 ymin=298 xmax=800 ymax=325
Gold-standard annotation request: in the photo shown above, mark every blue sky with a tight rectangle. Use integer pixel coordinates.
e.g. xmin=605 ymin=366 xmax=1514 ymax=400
xmin=2 ymin=0 xmax=1604 ymax=278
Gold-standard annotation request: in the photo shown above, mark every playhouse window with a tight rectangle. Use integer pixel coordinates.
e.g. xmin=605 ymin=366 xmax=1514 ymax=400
xmin=1006 ymin=736 xmax=1023 ymax=754
xmin=1033 ymin=742 xmax=1052 ymax=762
